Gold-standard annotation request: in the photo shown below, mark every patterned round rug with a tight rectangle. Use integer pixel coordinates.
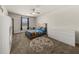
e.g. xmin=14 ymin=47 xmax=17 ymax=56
xmin=30 ymin=37 xmax=54 ymax=53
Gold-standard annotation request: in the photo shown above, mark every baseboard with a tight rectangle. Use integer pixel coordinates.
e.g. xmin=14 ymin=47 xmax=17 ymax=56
xmin=48 ymin=36 xmax=75 ymax=47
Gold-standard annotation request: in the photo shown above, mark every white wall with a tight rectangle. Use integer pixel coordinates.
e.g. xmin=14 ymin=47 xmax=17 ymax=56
xmin=0 ymin=6 xmax=12 ymax=54
xmin=36 ymin=6 xmax=79 ymax=46
xmin=0 ymin=6 xmax=8 ymax=16
xmin=0 ymin=16 xmax=12 ymax=54
xmin=8 ymin=13 xmax=21 ymax=33
xmin=29 ymin=17 xmax=36 ymax=28
xmin=48 ymin=29 xmax=75 ymax=46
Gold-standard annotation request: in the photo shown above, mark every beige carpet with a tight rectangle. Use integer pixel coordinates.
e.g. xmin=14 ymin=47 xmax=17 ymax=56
xmin=11 ymin=32 xmax=79 ymax=54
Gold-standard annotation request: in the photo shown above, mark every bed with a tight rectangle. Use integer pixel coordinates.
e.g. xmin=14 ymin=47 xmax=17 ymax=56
xmin=25 ymin=23 xmax=47 ymax=39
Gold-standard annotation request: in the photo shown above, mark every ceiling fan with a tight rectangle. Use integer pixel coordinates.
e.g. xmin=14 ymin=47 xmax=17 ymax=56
xmin=31 ymin=8 xmax=40 ymax=15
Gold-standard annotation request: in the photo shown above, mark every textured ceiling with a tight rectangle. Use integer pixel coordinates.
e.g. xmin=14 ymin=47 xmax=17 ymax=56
xmin=5 ymin=5 xmax=75 ymax=17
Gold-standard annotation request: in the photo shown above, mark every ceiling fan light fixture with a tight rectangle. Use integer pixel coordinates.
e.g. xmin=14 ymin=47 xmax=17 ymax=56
xmin=30 ymin=7 xmax=40 ymax=16
xmin=32 ymin=12 xmax=36 ymax=15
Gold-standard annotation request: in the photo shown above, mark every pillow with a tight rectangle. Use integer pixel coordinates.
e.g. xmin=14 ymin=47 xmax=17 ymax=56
xmin=36 ymin=27 xmax=41 ymax=30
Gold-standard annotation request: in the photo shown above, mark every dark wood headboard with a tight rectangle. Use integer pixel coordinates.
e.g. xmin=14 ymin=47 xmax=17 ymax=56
xmin=45 ymin=23 xmax=47 ymax=35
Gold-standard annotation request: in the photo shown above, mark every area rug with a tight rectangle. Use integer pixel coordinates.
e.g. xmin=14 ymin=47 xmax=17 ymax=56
xmin=30 ymin=37 xmax=54 ymax=53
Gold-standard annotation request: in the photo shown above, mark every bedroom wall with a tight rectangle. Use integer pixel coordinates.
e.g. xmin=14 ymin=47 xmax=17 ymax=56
xmin=8 ymin=12 xmax=36 ymax=33
xmin=36 ymin=6 xmax=79 ymax=46
xmin=8 ymin=12 xmax=21 ymax=33
xmin=0 ymin=16 xmax=12 ymax=54
xmin=0 ymin=6 xmax=12 ymax=53
xmin=29 ymin=17 xmax=36 ymax=28
xmin=0 ymin=5 xmax=8 ymax=16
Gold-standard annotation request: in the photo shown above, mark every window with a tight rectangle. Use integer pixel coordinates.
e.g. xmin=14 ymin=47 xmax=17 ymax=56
xmin=21 ymin=16 xmax=29 ymax=30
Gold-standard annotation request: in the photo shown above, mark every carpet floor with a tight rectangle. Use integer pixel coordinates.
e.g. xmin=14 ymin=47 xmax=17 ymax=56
xmin=10 ymin=32 xmax=79 ymax=54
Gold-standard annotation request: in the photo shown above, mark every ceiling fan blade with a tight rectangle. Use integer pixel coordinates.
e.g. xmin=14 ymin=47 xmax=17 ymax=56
xmin=32 ymin=8 xmax=35 ymax=12
xmin=36 ymin=12 xmax=40 ymax=14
